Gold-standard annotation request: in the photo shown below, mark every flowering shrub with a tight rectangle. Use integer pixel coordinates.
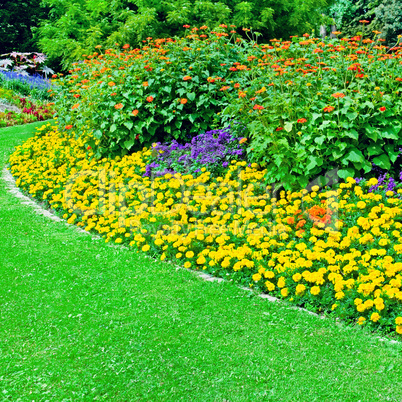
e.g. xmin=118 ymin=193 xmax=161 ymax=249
xmin=8 ymin=123 xmax=402 ymax=337
xmin=52 ymin=26 xmax=253 ymax=159
xmin=144 ymin=126 xmax=246 ymax=177
xmin=221 ymin=30 xmax=402 ymax=189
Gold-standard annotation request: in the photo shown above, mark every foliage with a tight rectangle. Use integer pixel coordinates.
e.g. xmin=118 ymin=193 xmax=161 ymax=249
xmin=144 ymin=126 xmax=246 ymax=177
xmin=220 ymin=30 xmax=402 ymax=189
xmin=37 ymin=0 xmax=334 ymax=69
xmin=8 ymin=124 xmax=402 ymax=337
xmin=0 ymin=0 xmax=49 ymax=54
xmin=52 ymin=27 xmax=253 ymax=159
xmin=327 ymin=0 xmax=402 ymax=45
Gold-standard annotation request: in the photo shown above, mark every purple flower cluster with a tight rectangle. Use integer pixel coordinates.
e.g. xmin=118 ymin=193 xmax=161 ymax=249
xmin=144 ymin=126 xmax=245 ymax=177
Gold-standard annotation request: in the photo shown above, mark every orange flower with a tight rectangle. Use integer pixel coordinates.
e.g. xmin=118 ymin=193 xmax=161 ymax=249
xmin=207 ymin=77 xmax=216 ymax=83
xmin=297 ymin=118 xmax=307 ymax=124
xmin=323 ymin=105 xmax=335 ymax=113
xmin=65 ymin=125 xmax=73 ymax=130
xmin=71 ymin=103 xmax=80 ymax=110
xmin=114 ymin=103 xmax=123 ymax=109
xmin=287 ymin=217 xmax=295 ymax=225
xmin=122 ymin=44 xmax=130 ymax=49
xmin=146 ymin=96 xmax=154 ymax=102
xmin=332 ymin=92 xmax=345 ymax=98
xmin=183 ymin=24 xmax=190 ymax=28
xmin=234 ymin=83 xmax=240 ymax=88
xmin=359 ymin=20 xmax=370 ymax=24
xmin=253 ymin=104 xmax=264 ymax=110
xmin=132 ymin=109 xmax=139 ymax=116
xmin=183 ymin=75 xmax=192 ymax=81
xmin=180 ymin=98 xmax=188 ymax=104
xmin=396 ymin=78 xmax=402 ymax=82
xmin=142 ymin=81 xmax=148 ymax=87
xmin=238 ymin=92 xmax=246 ymax=98
xmin=73 ymin=94 xmax=80 ymax=98
xmin=108 ymin=82 xmax=116 ymax=86
xmin=239 ymin=138 xmax=247 ymax=144
xmin=110 ymin=92 xmax=117 ymax=96
xmin=220 ymin=86 xmax=230 ymax=91
xmin=379 ymin=106 xmax=386 ymax=112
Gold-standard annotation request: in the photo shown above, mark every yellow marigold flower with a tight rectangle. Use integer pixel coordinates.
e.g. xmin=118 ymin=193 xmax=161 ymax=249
xmin=277 ymin=277 xmax=286 ymax=288
xmin=160 ymin=253 xmax=166 ymax=261
xmin=335 ymin=291 xmax=345 ymax=300
xmin=281 ymin=288 xmax=288 ymax=297
xmin=295 ymin=284 xmax=306 ymax=295
xmin=395 ymin=317 xmax=402 ymax=325
xmin=292 ymin=272 xmax=302 ymax=282
xmin=357 ymin=317 xmax=366 ymax=325
xmin=252 ymin=273 xmax=262 ymax=282
xmin=396 ymin=326 xmax=402 ymax=334
xmin=185 ymin=250 xmax=194 ymax=258
xmin=184 ymin=261 xmax=191 ymax=268
xmin=370 ymin=312 xmax=381 ymax=322
xmin=356 ymin=201 xmax=366 ymax=209
xmin=331 ymin=304 xmax=338 ymax=310
xmin=142 ymin=244 xmax=150 ymax=251
xmin=310 ymin=286 xmax=320 ymax=295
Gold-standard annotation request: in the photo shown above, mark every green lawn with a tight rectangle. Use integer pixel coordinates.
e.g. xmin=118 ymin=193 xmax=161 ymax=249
xmin=1 ymin=122 xmax=402 ymax=401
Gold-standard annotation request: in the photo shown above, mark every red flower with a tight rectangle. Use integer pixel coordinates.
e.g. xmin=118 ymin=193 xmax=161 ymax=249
xmin=122 ymin=44 xmax=130 ymax=49
xmin=87 ymin=146 xmax=92 ymax=150
xmin=180 ymin=98 xmax=188 ymax=104
xmin=65 ymin=125 xmax=73 ymax=130
xmin=396 ymin=78 xmax=402 ymax=82
xmin=323 ymin=105 xmax=335 ymax=113
xmin=220 ymin=86 xmax=230 ymax=91
xmin=379 ymin=106 xmax=386 ymax=112
xmin=183 ymin=25 xmax=190 ymax=28
xmin=332 ymin=92 xmax=345 ymax=98
xmin=114 ymin=103 xmax=123 ymax=109
xmin=183 ymin=75 xmax=192 ymax=81
xmin=276 ymin=127 xmax=284 ymax=131
xmin=253 ymin=105 xmax=264 ymax=110
xmin=132 ymin=109 xmax=139 ymax=116
xmin=297 ymin=118 xmax=307 ymax=124
xmin=234 ymin=83 xmax=240 ymax=88
xmin=146 ymin=96 xmax=154 ymax=102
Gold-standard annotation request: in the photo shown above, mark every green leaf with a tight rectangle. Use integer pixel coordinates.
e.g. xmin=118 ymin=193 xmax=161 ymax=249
xmin=284 ymin=122 xmax=293 ymax=132
xmin=312 ymin=113 xmax=322 ymax=122
xmin=373 ymin=154 xmax=391 ymax=170
xmin=385 ymin=144 xmax=399 ymax=163
xmin=344 ymin=129 xmax=358 ymax=140
xmin=338 ymin=168 xmax=355 ymax=180
xmin=367 ymin=144 xmax=383 ymax=156
xmin=314 ymin=136 xmax=326 ymax=145
xmin=346 ymin=112 xmax=358 ymax=121
xmin=382 ymin=126 xmax=399 ymax=140
xmin=124 ymin=138 xmax=134 ymax=150
xmin=93 ymin=130 xmax=102 ymax=139
xmin=187 ymin=92 xmax=196 ymax=101
xmin=306 ymin=156 xmax=323 ymax=172
xmin=345 ymin=148 xmax=364 ymax=163
xmin=364 ymin=124 xmax=378 ymax=142
xmin=124 ymin=121 xmax=133 ymax=130
xmin=110 ymin=124 xmax=117 ymax=133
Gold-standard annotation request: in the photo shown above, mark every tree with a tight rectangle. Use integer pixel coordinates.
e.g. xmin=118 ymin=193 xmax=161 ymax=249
xmin=0 ymin=0 xmax=49 ymax=54
xmin=36 ymin=0 xmax=335 ymax=70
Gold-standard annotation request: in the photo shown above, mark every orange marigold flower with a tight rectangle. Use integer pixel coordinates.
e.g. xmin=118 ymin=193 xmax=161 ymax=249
xmin=297 ymin=118 xmax=307 ymax=124
xmin=183 ymin=75 xmax=192 ymax=81
xmin=323 ymin=105 xmax=335 ymax=113
xmin=146 ymin=96 xmax=154 ymax=102
xmin=114 ymin=103 xmax=123 ymax=109
xmin=108 ymin=82 xmax=116 ymax=86
xmin=379 ymin=106 xmax=386 ymax=112
xmin=142 ymin=81 xmax=148 ymax=87
xmin=180 ymin=98 xmax=188 ymax=104
xmin=332 ymin=92 xmax=345 ymax=98
xmin=132 ymin=109 xmax=139 ymax=116
xmin=65 ymin=125 xmax=73 ymax=130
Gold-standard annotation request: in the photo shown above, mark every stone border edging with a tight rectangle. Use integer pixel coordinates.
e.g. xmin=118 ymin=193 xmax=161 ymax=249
xmin=2 ymin=166 xmax=400 ymax=345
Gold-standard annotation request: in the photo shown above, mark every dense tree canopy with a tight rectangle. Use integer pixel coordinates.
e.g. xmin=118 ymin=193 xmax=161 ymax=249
xmin=36 ymin=0 xmax=334 ymax=69
xmin=0 ymin=0 xmax=49 ymax=54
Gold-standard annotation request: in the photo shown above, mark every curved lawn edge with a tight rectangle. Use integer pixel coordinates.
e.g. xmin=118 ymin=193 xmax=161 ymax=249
xmin=2 ymin=124 xmax=402 ymax=400
xmin=2 ymin=164 xmax=401 ymax=347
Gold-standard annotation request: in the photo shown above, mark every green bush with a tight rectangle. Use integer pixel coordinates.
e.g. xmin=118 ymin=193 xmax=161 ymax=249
xmin=53 ymin=27 xmax=254 ymax=158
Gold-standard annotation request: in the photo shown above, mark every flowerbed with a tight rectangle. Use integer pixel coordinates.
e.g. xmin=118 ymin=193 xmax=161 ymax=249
xmin=8 ymin=122 xmax=402 ymax=336
xmin=52 ymin=25 xmax=402 ymax=188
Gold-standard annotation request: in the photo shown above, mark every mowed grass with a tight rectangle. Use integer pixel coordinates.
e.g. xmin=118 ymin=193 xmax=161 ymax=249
xmin=1 ymin=122 xmax=402 ymax=401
